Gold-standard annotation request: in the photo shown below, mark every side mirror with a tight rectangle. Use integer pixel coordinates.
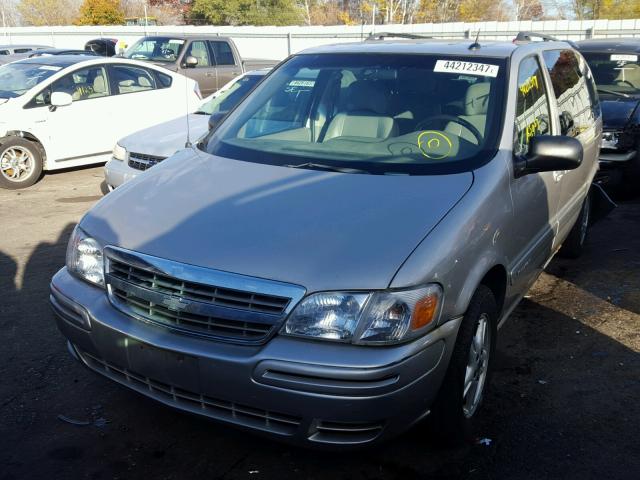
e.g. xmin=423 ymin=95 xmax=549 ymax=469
xmin=208 ymin=111 xmax=228 ymax=131
xmin=50 ymin=91 xmax=73 ymax=108
xmin=515 ymin=135 xmax=583 ymax=177
xmin=184 ymin=55 xmax=198 ymax=68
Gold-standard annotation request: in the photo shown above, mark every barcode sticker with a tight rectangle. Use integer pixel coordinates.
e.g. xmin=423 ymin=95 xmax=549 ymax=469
xmin=611 ymin=54 xmax=637 ymax=62
xmin=434 ymin=60 xmax=499 ymax=77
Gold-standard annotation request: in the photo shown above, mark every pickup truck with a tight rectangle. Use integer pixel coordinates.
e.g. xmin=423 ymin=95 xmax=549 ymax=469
xmin=123 ymin=35 xmax=277 ymax=96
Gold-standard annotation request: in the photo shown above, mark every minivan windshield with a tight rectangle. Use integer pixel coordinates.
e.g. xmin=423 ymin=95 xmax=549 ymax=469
xmin=204 ymin=53 xmax=507 ymax=175
xmin=0 ymin=62 xmax=61 ymax=98
xmin=582 ymin=52 xmax=640 ymax=96
xmin=124 ymin=37 xmax=185 ymax=63
xmin=196 ymin=73 xmax=264 ymax=116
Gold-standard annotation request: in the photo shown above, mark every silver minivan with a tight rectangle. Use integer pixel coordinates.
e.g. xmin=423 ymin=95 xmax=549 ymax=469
xmin=52 ymin=38 xmax=604 ymax=446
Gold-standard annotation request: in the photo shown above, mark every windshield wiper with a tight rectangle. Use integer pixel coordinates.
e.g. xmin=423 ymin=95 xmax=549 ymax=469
xmin=194 ymin=110 xmax=209 ymax=115
xmin=283 ymin=162 xmax=370 ymax=174
xmin=597 ymin=87 xmax=630 ymax=99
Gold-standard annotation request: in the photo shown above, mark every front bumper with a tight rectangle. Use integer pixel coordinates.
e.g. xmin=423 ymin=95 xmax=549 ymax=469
xmin=104 ymin=158 xmax=139 ymax=189
xmin=599 ymin=150 xmax=637 ymax=164
xmin=51 ymin=268 xmax=459 ymax=447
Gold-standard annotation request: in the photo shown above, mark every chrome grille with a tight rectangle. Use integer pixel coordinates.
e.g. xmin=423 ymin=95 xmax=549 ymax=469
xmin=109 ymin=260 xmax=289 ymax=315
xmin=77 ymin=348 xmax=302 ymax=436
xmin=128 ymin=152 xmax=166 ymax=171
xmin=104 ymin=247 xmax=303 ymax=344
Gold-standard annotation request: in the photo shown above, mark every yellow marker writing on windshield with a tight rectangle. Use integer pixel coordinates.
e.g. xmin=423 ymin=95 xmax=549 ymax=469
xmin=418 ymin=131 xmax=453 ymax=159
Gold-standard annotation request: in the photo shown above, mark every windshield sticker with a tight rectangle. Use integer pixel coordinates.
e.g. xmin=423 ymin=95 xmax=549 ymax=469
xmin=434 ymin=60 xmax=499 ymax=77
xmin=171 ymin=39 xmax=185 ymax=44
xmin=611 ymin=54 xmax=637 ymax=62
xmin=418 ymin=131 xmax=453 ymax=159
xmin=39 ymin=65 xmax=62 ymax=71
xmin=519 ymin=75 xmax=539 ymax=96
xmin=288 ymin=80 xmax=315 ymax=87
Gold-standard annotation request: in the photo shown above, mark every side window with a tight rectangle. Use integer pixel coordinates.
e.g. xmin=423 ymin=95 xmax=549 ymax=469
xmin=210 ymin=41 xmax=236 ymax=66
xmin=185 ymin=41 xmax=211 ymax=67
xmin=50 ymin=66 xmax=110 ymax=101
xmin=0 ymin=50 xmax=10 ymax=55
xmin=110 ymin=65 xmax=156 ymax=94
xmin=542 ymin=49 xmax=592 ymax=137
xmin=583 ymin=62 xmax=601 ymax=120
xmin=14 ymin=48 xmax=32 ymax=54
xmin=156 ymin=71 xmax=173 ymax=88
xmin=515 ymin=56 xmax=551 ymax=156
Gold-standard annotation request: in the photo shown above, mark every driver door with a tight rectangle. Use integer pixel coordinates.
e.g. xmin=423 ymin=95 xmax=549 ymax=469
xmin=508 ymin=55 xmax=563 ymax=293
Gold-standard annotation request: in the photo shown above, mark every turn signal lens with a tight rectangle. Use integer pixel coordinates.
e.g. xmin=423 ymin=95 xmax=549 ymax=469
xmin=411 ymin=294 xmax=439 ymax=330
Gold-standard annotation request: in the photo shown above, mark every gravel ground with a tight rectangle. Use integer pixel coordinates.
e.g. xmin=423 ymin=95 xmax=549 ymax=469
xmin=0 ymin=167 xmax=638 ymax=480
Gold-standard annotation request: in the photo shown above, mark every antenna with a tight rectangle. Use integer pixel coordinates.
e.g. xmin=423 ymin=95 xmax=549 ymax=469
xmin=469 ymin=30 xmax=481 ymax=50
xmin=184 ymin=75 xmax=192 ymax=149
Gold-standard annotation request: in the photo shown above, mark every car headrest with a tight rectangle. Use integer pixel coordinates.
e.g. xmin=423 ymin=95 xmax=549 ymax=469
xmin=346 ymin=81 xmax=389 ymax=114
xmin=93 ymin=75 xmax=105 ymax=92
xmin=465 ymin=82 xmax=491 ymax=116
xmin=139 ymin=76 xmax=152 ymax=88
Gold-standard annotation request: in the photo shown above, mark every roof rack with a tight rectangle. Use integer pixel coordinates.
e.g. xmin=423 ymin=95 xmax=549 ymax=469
xmin=365 ymin=32 xmax=434 ymax=42
xmin=514 ymin=31 xmax=560 ymax=42
xmin=514 ymin=31 xmax=579 ymax=49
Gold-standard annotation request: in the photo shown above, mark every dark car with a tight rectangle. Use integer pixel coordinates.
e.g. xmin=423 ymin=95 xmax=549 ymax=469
xmin=29 ymin=48 xmax=98 ymax=58
xmin=578 ymin=38 xmax=640 ymax=193
xmin=85 ymin=38 xmax=119 ymax=57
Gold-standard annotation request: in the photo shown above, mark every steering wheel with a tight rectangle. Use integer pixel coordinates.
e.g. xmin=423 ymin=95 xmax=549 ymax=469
xmin=415 ymin=114 xmax=483 ymax=145
xmin=616 ymin=79 xmax=634 ymax=88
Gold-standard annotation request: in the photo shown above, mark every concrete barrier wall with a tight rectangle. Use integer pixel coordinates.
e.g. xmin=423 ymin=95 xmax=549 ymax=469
xmin=2 ymin=19 xmax=639 ymax=60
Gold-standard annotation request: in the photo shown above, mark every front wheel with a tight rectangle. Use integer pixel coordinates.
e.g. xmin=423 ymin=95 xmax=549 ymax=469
xmin=430 ymin=285 xmax=497 ymax=445
xmin=0 ymin=137 xmax=44 ymax=189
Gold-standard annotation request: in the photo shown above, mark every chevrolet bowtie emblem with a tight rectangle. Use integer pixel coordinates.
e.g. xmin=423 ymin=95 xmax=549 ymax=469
xmin=161 ymin=297 xmax=190 ymax=311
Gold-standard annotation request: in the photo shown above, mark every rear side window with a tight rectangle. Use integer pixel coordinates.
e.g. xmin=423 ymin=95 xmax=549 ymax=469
xmin=542 ymin=50 xmax=594 ymax=137
xmin=14 ymin=48 xmax=32 ymax=54
xmin=0 ymin=50 xmax=9 ymax=55
xmin=156 ymin=71 xmax=172 ymax=88
xmin=515 ymin=56 xmax=551 ymax=156
xmin=210 ymin=41 xmax=235 ymax=66
xmin=110 ymin=65 xmax=156 ymax=94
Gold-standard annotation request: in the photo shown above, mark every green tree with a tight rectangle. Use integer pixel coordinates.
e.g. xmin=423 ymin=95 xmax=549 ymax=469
xmin=75 ymin=0 xmax=125 ymax=25
xmin=191 ymin=0 xmax=303 ymax=26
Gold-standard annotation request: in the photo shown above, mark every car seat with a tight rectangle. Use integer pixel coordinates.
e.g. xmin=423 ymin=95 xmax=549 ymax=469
xmin=445 ymin=82 xmax=490 ymax=144
xmin=323 ymin=81 xmax=398 ymax=141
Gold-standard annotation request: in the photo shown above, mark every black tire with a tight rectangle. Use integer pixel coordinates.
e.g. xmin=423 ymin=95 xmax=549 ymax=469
xmin=0 ymin=137 xmax=44 ymax=189
xmin=618 ymin=149 xmax=640 ymax=199
xmin=559 ymin=192 xmax=591 ymax=259
xmin=430 ymin=285 xmax=497 ymax=445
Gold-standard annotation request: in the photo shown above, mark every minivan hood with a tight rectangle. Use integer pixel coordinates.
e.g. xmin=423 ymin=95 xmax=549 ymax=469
xmin=601 ymin=96 xmax=640 ymax=130
xmin=119 ymin=114 xmax=209 ymax=158
xmin=83 ymin=151 xmax=473 ymax=292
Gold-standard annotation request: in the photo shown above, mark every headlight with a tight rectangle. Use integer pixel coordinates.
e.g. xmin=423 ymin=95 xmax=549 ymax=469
xmin=601 ymin=132 xmax=619 ymax=150
xmin=66 ymin=226 xmax=104 ymax=287
xmin=282 ymin=285 xmax=442 ymax=345
xmin=112 ymin=143 xmax=127 ymax=161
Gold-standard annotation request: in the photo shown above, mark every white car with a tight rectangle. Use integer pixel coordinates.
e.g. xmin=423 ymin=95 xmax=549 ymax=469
xmin=0 ymin=55 xmax=201 ymax=189
xmin=104 ymin=69 xmax=268 ymax=190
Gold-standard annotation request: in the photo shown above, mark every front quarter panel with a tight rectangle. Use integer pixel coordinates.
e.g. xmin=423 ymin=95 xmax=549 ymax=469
xmin=390 ymin=152 xmax=514 ymax=322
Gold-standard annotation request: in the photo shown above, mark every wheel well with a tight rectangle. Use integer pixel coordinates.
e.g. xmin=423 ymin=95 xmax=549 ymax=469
xmin=4 ymin=131 xmax=46 ymax=159
xmin=479 ymin=265 xmax=507 ymax=316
